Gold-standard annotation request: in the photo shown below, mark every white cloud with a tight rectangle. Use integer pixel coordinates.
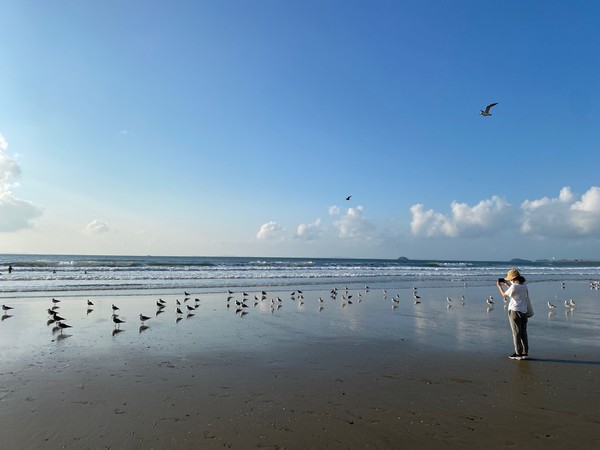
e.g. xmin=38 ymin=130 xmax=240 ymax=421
xmin=328 ymin=205 xmax=340 ymax=216
xmin=85 ymin=219 xmax=110 ymax=234
xmin=570 ymin=187 xmax=600 ymax=234
xmin=0 ymin=133 xmax=43 ymax=232
xmin=410 ymin=196 xmax=512 ymax=237
xmin=410 ymin=187 xmax=600 ymax=241
xmin=0 ymin=192 xmax=43 ymax=232
xmin=521 ymin=186 xmax=600 ymax=237
xmin=334 ymin=206 xmax=376 ymax=240
xmin=296 ymin=218 xmax=323 ymax=240
xmin=0 ymin=150 xmax=21 ymax=192
xmin=256 ymin=221 xmax=285 ymax=240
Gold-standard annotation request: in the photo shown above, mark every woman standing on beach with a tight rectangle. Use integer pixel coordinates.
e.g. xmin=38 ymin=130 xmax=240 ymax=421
xmin=497 ymin=268 xmax=529 ymax=360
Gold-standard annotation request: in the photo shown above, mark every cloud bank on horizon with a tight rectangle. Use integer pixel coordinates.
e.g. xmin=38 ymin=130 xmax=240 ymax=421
xmin=2 ymin=133 xmax=600 ymax=259
xmin=255 ymin=186 xmax=600 ymax=245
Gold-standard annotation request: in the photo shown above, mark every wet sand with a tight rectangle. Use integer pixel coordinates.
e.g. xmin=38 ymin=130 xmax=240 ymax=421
xmin=1 ymin=282 xmax=599 ymax=448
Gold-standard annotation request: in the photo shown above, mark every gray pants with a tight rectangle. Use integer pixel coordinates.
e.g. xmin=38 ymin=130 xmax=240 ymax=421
xmin=508 ymin=310 xmax=529 ymax=355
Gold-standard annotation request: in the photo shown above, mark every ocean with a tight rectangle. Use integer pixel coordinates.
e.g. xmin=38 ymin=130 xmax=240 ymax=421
xmin=1 ymin=254 xmax=600 ymax=296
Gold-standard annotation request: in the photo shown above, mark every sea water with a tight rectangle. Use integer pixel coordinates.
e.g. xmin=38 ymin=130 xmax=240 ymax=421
xmin=1 ymin=254 xmax=599 ymax=296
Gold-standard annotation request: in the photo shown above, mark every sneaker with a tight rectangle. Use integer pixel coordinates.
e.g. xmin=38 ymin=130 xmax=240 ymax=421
xmin=521 ymin=354 xmax=528 ymax=360
xmin=509 ymin=353 xmax=522 ymax=360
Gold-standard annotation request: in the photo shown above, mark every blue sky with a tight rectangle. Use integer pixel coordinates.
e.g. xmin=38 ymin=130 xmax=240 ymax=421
xmin=1 ymin=1 xmax=600 ymax=260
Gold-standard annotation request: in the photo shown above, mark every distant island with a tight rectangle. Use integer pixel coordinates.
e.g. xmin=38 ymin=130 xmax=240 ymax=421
xmin=513 ymin=258 xmax=600 ymax=265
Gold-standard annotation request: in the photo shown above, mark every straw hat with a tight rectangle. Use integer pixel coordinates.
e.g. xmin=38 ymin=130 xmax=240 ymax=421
xmin=506 ymin=268 xmax=521 ymax=280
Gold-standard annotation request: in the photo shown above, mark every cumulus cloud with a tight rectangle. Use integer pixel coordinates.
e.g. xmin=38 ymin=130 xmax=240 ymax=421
xmin=334 ymin=206 xmax=376 ymax=240
xmin=0 ymin=148 xmax=21 ymax=192
xmin=521 ymin=186 xmax=600 ymax=237
xmin=296 ymin=219 xmax=323 ymax=240
xmin=328 ymin=205 xmax=340 ymax=216
xmin=410 ymin=196 xmax=512 ymax=237
xmin=85 ymin=219 xmax=110 ymax=234
xmin=0 ymin=192 xmax=43 ymax=232
xmin=0 ymin=133 xmax=43 ymax=232
xmin=571 ymin=187 xmax=600 ymax=233
xmin=256 ymin=221 xmax=285 ymax=240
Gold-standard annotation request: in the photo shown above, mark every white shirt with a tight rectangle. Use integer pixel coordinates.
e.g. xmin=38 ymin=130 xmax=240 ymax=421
xmin=505 ymin=282 xmax=529 ymax=313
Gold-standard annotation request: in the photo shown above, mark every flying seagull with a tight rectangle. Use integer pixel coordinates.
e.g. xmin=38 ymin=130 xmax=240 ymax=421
xmin=346 ymin=195 xmax=352 ymax=201
xmin=480 ymin=103 xmax=498 ymax=116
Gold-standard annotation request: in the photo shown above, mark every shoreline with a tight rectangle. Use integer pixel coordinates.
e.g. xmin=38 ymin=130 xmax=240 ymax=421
xmin=1 ymin=283 xmax=599 ymax=448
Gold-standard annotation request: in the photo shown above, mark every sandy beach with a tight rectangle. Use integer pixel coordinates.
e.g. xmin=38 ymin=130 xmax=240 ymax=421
xmin=1 ymin=282 xmax=599 ymax=449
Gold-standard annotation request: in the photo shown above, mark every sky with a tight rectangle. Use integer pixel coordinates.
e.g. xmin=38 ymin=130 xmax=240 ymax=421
xmin=1 ymin=1 xmax=600 ymax=261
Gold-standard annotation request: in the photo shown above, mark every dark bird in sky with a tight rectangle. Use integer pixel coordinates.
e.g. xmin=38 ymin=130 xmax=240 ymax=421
xmin=346 ymin=195 xmax=352 ymax=201
xmin=479 ymin=103 xmax=498 ymax=116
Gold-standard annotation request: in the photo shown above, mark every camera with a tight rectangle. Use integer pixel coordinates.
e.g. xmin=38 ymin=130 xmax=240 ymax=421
xmin=497 ymin=278 xmax=505 ymax=283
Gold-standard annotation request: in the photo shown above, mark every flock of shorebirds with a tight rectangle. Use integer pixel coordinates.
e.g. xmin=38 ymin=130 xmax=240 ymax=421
xmin=108 ymin=291 xmax=204 ymax=334
xmin=2 ymin=280 xmax=599 ymax=336
xmin=0 ymin=291 xmax=204 ymax=337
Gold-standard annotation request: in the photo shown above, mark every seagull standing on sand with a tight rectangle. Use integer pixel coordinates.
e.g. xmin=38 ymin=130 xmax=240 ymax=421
xmin=2 ymin=304 xmax=14 ymax=312
xmin=57 ymin=321 xmax=72 ymax=334
xmin=564 ymin=299 xmax=577 ymax=309
xmin=112 ymin=314 xmax=125 ymax=328
xmin=139 ymin=314 xmax=151 ymax=324
xmin=479 ymin=102 xmax=498 ymax=116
